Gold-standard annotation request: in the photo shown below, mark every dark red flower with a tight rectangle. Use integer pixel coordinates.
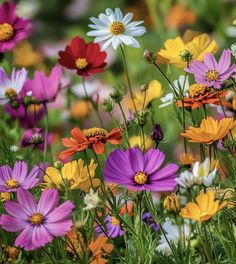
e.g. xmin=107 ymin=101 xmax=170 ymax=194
xmin=58 ymin=36 xmax=107 ymax=77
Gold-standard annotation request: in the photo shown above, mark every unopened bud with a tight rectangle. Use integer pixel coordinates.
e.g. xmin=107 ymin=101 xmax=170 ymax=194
xmin=179 ymin=49 xmax=193 ymax=63
xmin=140 ymin=84 xmax=149 ymax=92
xmin=163 ymin=193 xmax=180 ymax=213
xmin=102 ymin=99 xmax=114 ymax=113
xmin=151 ymin=124 xmax=163 ymax=142
xmin=110 ymin=87 xmax=124 ymax=103
xmin=134 ymin=109 xmax=152 ymax=126
xmin=54 ymin=160 xmax=63 ymax=170
xmin=143 ymin=50 xmax=156 ymax=64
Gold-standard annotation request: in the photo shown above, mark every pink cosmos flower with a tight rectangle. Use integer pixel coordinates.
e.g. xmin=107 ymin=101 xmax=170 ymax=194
xmin=0 ymin=161 xmax=39 ymax=192
xmin=0 ymin=1 xmax=31 ymax=52
xmin=185 ymin=49 xmax=236 ymax=89
xmin=21 ymin=65 xmax=62 ymax=103
xmin=0 ymin=188 xmax=75 ymax=251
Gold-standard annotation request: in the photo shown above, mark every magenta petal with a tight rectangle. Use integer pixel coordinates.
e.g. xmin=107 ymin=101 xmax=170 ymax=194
xmin=12 ymin=161 xmax=28 ymax=181
xmin=44 ymin=220 xmax=73 ymax=236
xmin=0 ymin=214 xmax=28 ymax=232
xmin=0 ymin=165 xmax=12 ymax=182
xmin=204 ymin=53 xmax=218 ymax=70
xmin=150 ymin=164 xmax=179 ymax=181
xmin=129 ymin=147 xmax=144 ymax=172
xmin=5 ymin=201 xmax=29 ymax=220
xmin=32 ymin=225 xmax=53 ymax=248
xmin=25 ymin=165 xmax=39 ymax=181
xmin=45 ymin=201 xmax=75 ymax=222
xmin=15 ymin=225 xmax=35 ymax=251
xmin=37 ymin=189 xmax=59 ymax=215
xmin=17 ymin=189 xmax=37 ymax=215
xmin=217 ymin=49 xmax=231 ymax=73
xmin=144 ymin=148 xmax=165 ymax=174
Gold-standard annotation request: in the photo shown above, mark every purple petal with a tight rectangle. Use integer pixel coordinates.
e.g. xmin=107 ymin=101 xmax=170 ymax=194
xmin=144 ymin=148 xmax=165 ymax=174
xmin=44 ymin=220 xmax=73 ymax=236
xmin=204 ymin=53 xmax=218 ymax=70
xmin=15 ymin=225 xmax=35 ymax=251
xmin=32 ymin=225 xmax=53 ymax=248
xmin=20 ymin=178 xmax=39 ymax=189
xmin=218 ymin=65 xmax=236 ymax=81
xmin=150 ymin=164 xmax=179 ymax=181
xmin=17 ymin=189 xmax=37 ymax=215
xmin=217 ymin=49 xmax=231 ymax=73
xmin=5 ymin=201 xmax=29 ymax=220
xmin=12 ymin=161 xmax=28 ymax=182
xmin=0 ymin=165 xmax=12 ymax=182
xmin=186 ymin=60 xmax=208 ymax=75
xmin=128 ymin=147 xmax=144 ymax=172
xmin=45 ymin=201 xmax=74 ymax=222
xmin=37 ymin=189 xmax=59 ymax=216
xmin=146 ymin=179 xmax=177 ymax=192
xmin=0 ymin=214 xmax=28 ymax=232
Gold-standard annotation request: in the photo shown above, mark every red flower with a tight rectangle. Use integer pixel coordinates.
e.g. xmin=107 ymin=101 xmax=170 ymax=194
xmin=58 ymin=37 xmax=107 ymax=77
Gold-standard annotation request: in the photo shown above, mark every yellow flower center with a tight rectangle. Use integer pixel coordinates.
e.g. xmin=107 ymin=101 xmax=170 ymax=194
xmin=83 ymin=127 xmax=108 ymax=138
xmin=0 ymin=23 xmax=14 ymax=41
xmin=111 ymin=216 xmax=120 ymax=226
xmin=30 ymin=213 xmax=44 ymax=225
xmin=110 ymin=21 xmax=125 ymax=35
xmin=188 ymin=84 xmax=207 ymax=98
xmin=205 ymin=70 xmax=219 ymax=81
xmin=5 ymin=88 xmax=17 ymax=99
xmin=134 ymin=172 xmax=148 ymax=185
xmin=5 ymin=178 xmax=19 ymax=189
xmin=75 ymin=58 xmax=88 ymax=69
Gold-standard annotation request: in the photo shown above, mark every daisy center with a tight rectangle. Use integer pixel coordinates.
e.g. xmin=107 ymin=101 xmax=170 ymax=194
xmin=0 ymin=23 xmax=14 ymax=41
xmin=83 ymin=127 xmax=108 ymax=138
xmin=134 ymin=172 xmax=147 ymax=185
xmin=30 ymin=213 xmax=44 ymax=225
xmin=75 ymin=58 xmax=88 ymax=69
xmin=110 ymin=21 xmax=125 ymax=35
xmin=5 ymin=178 xmax=19 ymax=189
xmin=205 ymin=70 xmax=219 ymax=81
xmin=111 ymin=216 xmax=120 ymax=226
xmin=188 ymin=84 xmax=207 ymax=98
xmin=5 ymin=88 xmax=17 ymax=99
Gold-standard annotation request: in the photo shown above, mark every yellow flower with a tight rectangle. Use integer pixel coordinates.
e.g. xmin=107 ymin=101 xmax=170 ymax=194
xmin=43 ymin=159 xmax=100 ymax=191
xmin=179 ymin=153 xmax=195 ymax=166
xmin=13 ymin=42 xmax=43 ymax=67
xmin=158 ymin=33 xmax=218 ymax=68
xmin=180 ymin=190 xmax=226 ymax=221
xmin=0 ymin=192 xmax=11 ymax=202
xmin=3 ymin=245 xmax=20 ymax=262
xmin=181 ymin=116 xmax=236 ymax=144
xmin=70 ymin=100 xmax=92 ymax=119
xmin=125 ymin=80 xmax=162 ymax=111
xmin=129 ymin=135 xmax=153 ymax=151
xmin=163 ymin=193 xmax=180 ymax=212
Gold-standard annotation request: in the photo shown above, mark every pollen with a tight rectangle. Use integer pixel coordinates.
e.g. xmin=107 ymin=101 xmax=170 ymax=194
xmin=110 ymin=21 xmax=125 ymax=35
xmin=111 ymin=216 xmax=120 ymax=226
xmin=5 ymin=178 xmax=19 ymax=189
xmin=5 ymin=88 xmax=17 ymax=99
xmin=0 ymin=23 xmax=14 ymax=41
xmin=75 ymin=58 xmax=88 ymax=69
xmin=30 ymin=213 xmax=44 ymax=225
xmin=188 ymin=84 xmax=207 ymax=98
xmin=205 ymin=70 xmax=219 ymax=82
xmin=134 ymin=172 xmax=148 ymax=185
xmin=83 ymin=127 xmax=108 ymax=138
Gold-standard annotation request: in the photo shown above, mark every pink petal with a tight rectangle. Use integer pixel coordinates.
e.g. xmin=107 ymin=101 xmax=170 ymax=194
xmin=45 ymin=201 xmax=74 ymax=222
xmin=5 ymin=201 xmax=29 ymax=219
xmin=32 ymin=225 xmax=53 ymax=248
xmin=37 ymin=189 xmax=59 ymax=215
xmin=17 ymin=189 xmax=37 ymax=215
xmin=44 ymin=220 xmax=73 ymax=236
xmin=0 ymin=214 xmax=28 ymax=232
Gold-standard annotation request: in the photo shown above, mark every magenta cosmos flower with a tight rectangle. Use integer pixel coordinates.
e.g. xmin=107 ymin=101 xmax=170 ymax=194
xmin=104 ymin=147 xmax=178 ymax=191
xmin=0 ymin=188 xmax=75 ymax=250
xmin=0 ymin=1 xmax=31 ymax=52
xmin=0 ymin=161 xmax=39 ymax=192
xmin=185 ymin=49 xmax=236 ymax=89
xmin=21 ymin=65 xmax=62 ymax=103
xmin=95 ymin=215 xmax=124 ymax=238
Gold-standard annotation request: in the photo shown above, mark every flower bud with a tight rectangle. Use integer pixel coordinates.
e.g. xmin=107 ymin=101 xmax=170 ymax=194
xmin=54 ymin=160 xmax=63 ymax=170
xmin=110 ymin=87 xmax=124 ymax=103
xmin=179 ymin=49 xmax=193 ymax=63
xmin=163 ymin=193 xmax=180 ymax=213
xmin=150 ymin=124 xmax=163 ymax=142
xmin=143 ymin=50 xmax=156 ymax=64
xmin=102 ymin=98 xmax=114 ymax=113
xmin=140 ymin=83 xmax=149 ymax=92
xmin=134 ymin=109 xmax=152 ymax=126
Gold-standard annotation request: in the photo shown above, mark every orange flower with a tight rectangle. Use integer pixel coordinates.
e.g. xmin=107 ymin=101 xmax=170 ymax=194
xmin=60 ymin=127 xmax=122 ymax=159
xmin=181 ymin=117 xmax=236 ymax=144
xmin=176 ymin=85 xmax=227 ymax=109
xmin=180 ymin=190 xmax=226 ymax=221
xmin=165 ymin=4 xmax=196 ymax=30
xmin=119 ymin=201 xmax=134 ymax=216
xmin=179 ymin=153 xmax=195 ymax=166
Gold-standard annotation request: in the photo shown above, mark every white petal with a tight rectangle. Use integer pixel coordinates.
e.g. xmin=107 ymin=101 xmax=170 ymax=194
xmin=126 ymin=21 xmax=144 ymax=28
xmin=122 ymin=13 xmax=133 ymax=25
xmin=119 ymin=34 xmax=134 ymax=46
xmin=115 ymin=8 xmax=123 ymax=21
xmin=125 ymin=27 xmax=146 ymax=36
xmin=101 ymin=37 xmax=114 ymax=50
xmin=112 ymin=36 xmax=121 ymax=49
xmin=98 ymin=13 xmax=111 ymax=25
xmin=87 ymin=29 xmax=110 ymax=37
xmin=94 ymin=34 xmax=112 ymax=42
xmin=90 ymin=17 xmax=107 ymax=27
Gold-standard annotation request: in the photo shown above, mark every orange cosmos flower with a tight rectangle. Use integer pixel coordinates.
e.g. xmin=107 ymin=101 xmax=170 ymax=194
xmin=179 ymin=153 xmax=195 ymax=166
xmin=181 ymin=116 xmax=236 ymax=144
xmin=180 ymin=190 xmax=226 ymax=221
xmin=176 ymin=85 xmax=227 ymax=109
xmin=60 ymin=127 xmax=122 ymax=159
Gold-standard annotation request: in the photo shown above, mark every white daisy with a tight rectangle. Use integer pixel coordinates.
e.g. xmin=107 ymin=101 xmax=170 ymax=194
xmin=0 ymin=67 xmax=28 ymax=105
xmin=83 ymin=189 xmax=100 ymax=211
xmin=87 ymin=8 xmax=146 ymax=50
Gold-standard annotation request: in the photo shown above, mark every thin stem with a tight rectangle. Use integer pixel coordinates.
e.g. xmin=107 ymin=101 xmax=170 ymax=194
xmin=43 ymin=103 xmax=49 ymax=163
xmin=83 ymin=151 xmax=94 ymax=190
xmin=118 ymin=102 xmax=130 ymax=141
xmin=41 ymin=247 xmax=56 ymax=264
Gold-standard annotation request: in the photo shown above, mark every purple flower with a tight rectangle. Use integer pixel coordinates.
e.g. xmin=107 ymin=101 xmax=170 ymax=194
xmin=0 ymin=188 xmax=75 ymax=251
xmin=0 ymin=1 xmax=31 ymax=52
xmin=5 ymin=103 xmax=45 ymax=128
xmin=185 ymin=49 xmax=236 ymax=89
xmin=95 ymin=215 xmax=124 ymax=238
xmin=21 ymin=65 xmax=62 ymax=103
xmin=20 ymin=127 xmax=52 ymax=151
xmin=0 ymin=161 xmax=39 ymax=192
xmin=104 ymin=147 xmax=178 ymax=192
xmin=142 ymin=212 xmax=159 ymax=231
xmin=0 ymin=67 xmax=28 ymax=105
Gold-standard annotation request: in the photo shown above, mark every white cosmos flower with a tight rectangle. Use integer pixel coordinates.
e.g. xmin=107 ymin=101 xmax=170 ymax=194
xmin=159 ymin=75 xmax=189 ymax=108
xmin=87 ymin=8 xmax=146 ymax=50
xmin=83 ymin=189 xmax=100 ymax=210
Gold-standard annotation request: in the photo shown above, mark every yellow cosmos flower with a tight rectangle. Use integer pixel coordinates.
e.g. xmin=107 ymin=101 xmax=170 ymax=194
xmin=43 ymin=159 xmax=100 ymax=191
xmin=125 ymin=80 xmax=163 ymax=111
xmin=129 ymin=135 xmax=153 ymax=151
xmin=158 ymin=33 xmax=218 ymax=68
xmin=181 ymin=116 xmax=236 ymax=144
xmin=180 ymin=190 xmax=226 ymax=221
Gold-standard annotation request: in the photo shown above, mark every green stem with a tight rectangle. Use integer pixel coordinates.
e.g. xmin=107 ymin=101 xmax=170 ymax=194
xmin=43 ymin=103 xmax=49 ymax=163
